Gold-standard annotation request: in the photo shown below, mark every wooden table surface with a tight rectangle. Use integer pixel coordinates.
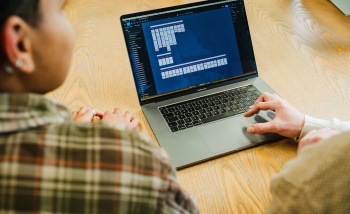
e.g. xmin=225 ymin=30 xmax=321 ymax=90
xmin=49 ymin=0 xmax=350 ymax=213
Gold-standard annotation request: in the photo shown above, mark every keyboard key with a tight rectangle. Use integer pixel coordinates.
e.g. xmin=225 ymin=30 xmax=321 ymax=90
xmin=199 ymin=114 xmax=206 ymax=119
xmin=212 ymin=106 xmax=220 ymax=110
xmin=178 ymin=124 xmax=186 ymax=130
xmin=181 ymin=109 xmax=188 ymax=114
xmin=186 ymin=123 xmax=194 ymax=128
xmin=212 ymin=110 xmax=220 ymax=115
xmin=183 ymin=103 xmax=190 ymax=108
xmin=163 ymin=113 xmax=175 ymax=119
xmin=168 ymin=122 xmax=178 ymax=127
xmin=184 ymin=118 xmax=192 ymax=123
xmin=175 ymin=106 xmax=182 ymax=110
xmin=178 ymin=120 xmax=185 ymax=125
xmin=218 ymin=104 xmax=226 ymax=108
xmin=193 ymin=111 xmax=200 ymax=116
xmin=225 ymin=106 xmax=233 ymax=111
xmin=174 ymin=111 xmax=181 ymax=116
xmin=188 ymin=107 xmax=195 ymax=112
xmin=236 ymin=108 xmax=245 ymax=114
xmin=178 ymin=114 xmax=186 ymax=120
xmin=205 ymin=112 xmax=213 ymax=117
xmin=166 ymin=116 xmax=178 ymax=123
xmin=199 ymin=109 xmax=206 ymax=114
xmin=185 ymin=113 xmax=192 ymax=118
xmin=201 ymin=111 xmax=237 ymax=124
xmin=160 ymin=109 xmax=169 ymax=114
xmin=206 ymin=107 xmax=213 ymax=112
xmin=201 ymin=104 xmax=209 ymax=108
xmin=193 ymin=120 xmax=203 ymax=126
xmin=171 ymin=127 xmax=179 ymax=132
xmin=192 ymin=116 xmax=199 ymax=121
xmin=194 ymin=106 xmax=202 ymax=110
xmin=219 ymin=109 xmax=226 ymax=114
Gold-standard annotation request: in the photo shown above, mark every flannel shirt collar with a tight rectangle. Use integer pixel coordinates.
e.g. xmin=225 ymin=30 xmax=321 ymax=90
xmin=0 ymin=93 xmax=72 ymax=134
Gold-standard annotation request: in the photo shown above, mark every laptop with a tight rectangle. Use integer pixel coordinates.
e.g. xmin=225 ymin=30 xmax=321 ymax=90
xmin=330 ymin=0 xmax=350 ymax=15
xmin=121 ymin=0 xmax=282 ymax=169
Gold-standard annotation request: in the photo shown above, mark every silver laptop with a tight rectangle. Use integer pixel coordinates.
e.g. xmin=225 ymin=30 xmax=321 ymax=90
xmin=121 ymin=0 xmax=282 ymax=169
xmin=330 ymin=0 xmax=350 ymax=15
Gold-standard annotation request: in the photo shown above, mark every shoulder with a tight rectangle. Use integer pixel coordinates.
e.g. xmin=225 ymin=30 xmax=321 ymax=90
xmin=47 ymin=122 xmax=166 ymax=157
xmin=0 ymin=123 xmax=199 ymax=213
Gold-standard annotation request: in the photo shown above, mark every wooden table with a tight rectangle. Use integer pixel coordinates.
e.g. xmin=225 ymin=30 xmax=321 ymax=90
xmin=49 ymin=0 xmax=350 ymax=213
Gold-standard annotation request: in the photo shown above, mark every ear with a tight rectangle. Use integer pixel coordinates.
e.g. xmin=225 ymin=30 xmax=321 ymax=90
xmin=1 ymin=16 xmax=35 ymax=74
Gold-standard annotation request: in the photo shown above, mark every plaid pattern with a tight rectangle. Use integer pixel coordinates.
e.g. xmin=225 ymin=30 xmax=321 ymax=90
xmin=0 ymin=93 xmax=198 ymax=214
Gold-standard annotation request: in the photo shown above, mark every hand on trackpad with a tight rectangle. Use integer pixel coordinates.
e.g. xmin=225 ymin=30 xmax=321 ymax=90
xmin=197 ymin=112 xmax=279 ymax=154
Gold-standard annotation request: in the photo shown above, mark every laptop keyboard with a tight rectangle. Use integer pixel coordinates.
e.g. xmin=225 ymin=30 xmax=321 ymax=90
xmin=159 ymin=85 xmax=261 ymax=132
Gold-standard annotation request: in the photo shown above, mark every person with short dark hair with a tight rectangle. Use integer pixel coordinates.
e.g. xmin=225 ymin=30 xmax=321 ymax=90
xmin=0 ymin=0 xmax=198 ymax=213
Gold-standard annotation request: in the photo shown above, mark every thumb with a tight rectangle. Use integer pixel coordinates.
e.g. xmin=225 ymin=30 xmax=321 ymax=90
xmin=246 ymin=122 xmax=273 ymax=134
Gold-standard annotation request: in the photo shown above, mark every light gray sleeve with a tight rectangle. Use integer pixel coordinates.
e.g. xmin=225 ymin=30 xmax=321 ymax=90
xmin=297 ymin=115 xmax=350 ymax=140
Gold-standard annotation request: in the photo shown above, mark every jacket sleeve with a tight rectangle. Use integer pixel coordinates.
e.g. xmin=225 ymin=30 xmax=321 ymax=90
xmin=297 ymin=115 xmax=350 ymax=140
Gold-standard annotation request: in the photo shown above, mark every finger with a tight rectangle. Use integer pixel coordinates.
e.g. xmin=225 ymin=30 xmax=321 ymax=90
xmin=87 ymin=108 xmax=104 ymax=118
xmin=253 ymin=92 xmax=276 ymax=105
xmin=244 ymin=93 xmax=280 ymax=118
xmin=77 ymin=107 xmax=98 ymax=116
xmin=95 ymin=110 xmax=104 ymax=119
xmin=246 ymin=121 xmax=275 ymax=135
xmin=243 ymin=107 xmax=261 ymax=117
xmin=78 ymin=107 xmax=89 ymax=114
xmin=74 ymin=110 xmax=95 ymax=122
xmin=244 ymin=101 xmax=277 ymax=117
xmin=301 ymin=129 xmax=318 ymax=142
xmin=72 ymin=111 xmax=78 ymax=117
xmin=103 ymin=110 xmax=112 ymax=117
xmin=313 ymin=128 xmax=340 ymax=141
xmin=123 ymin=111 xmax=132 ymax=121
xmin=298 ymin=130 xmax=319 ymax=153
xmin=128 ymin=118 xmax=140 ymax=130
xmin=87 ymin=108 xmax=104 ymax=117
xmin=113 ymin=107 xmax=122 ymax=115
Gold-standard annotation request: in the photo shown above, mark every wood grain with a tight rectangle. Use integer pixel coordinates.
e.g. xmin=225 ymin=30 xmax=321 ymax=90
xmin=48 ymin=0 xmax=350 ymax=213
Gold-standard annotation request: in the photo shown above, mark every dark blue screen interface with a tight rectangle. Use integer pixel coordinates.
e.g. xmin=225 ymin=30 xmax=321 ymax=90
xmin=142 ymin=8 xmax=243 ymax=95
xmin=121 ymin=0 xmax=257 ymax=102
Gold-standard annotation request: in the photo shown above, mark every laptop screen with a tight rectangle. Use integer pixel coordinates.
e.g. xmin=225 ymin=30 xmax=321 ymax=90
xmin=121 ymin=0 xmax=257 ymax=103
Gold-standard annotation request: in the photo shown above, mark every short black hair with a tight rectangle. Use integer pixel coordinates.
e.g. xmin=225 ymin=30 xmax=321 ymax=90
xmin=0 ymin=0 xmax=41 ymax=67
xmin=0 ymin=0 xmax=41 ymax=28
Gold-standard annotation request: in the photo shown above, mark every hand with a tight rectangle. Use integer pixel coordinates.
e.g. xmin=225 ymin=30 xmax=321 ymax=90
xmin=72 ymin=107 xmax=104 ymax=123
xmin=101 ymin=107 xmax=140 ymax=131
xmin=298 ymin=128 xmax=340 ymax=154
xmin=243 ymin=92 xmax=304 ymax=138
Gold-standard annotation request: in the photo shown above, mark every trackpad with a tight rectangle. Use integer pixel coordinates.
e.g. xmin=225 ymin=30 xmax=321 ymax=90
xmin=197 ymin=113 xmax=278 ymax=154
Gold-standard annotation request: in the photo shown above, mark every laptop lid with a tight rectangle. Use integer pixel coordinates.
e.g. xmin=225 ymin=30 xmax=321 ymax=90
xmin=121 ymin=0 xmax=258 ymax=105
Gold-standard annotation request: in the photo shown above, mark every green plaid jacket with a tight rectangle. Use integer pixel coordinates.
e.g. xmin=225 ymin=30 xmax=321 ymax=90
xmin=0 ymin=93 xmax=198 ymax=214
